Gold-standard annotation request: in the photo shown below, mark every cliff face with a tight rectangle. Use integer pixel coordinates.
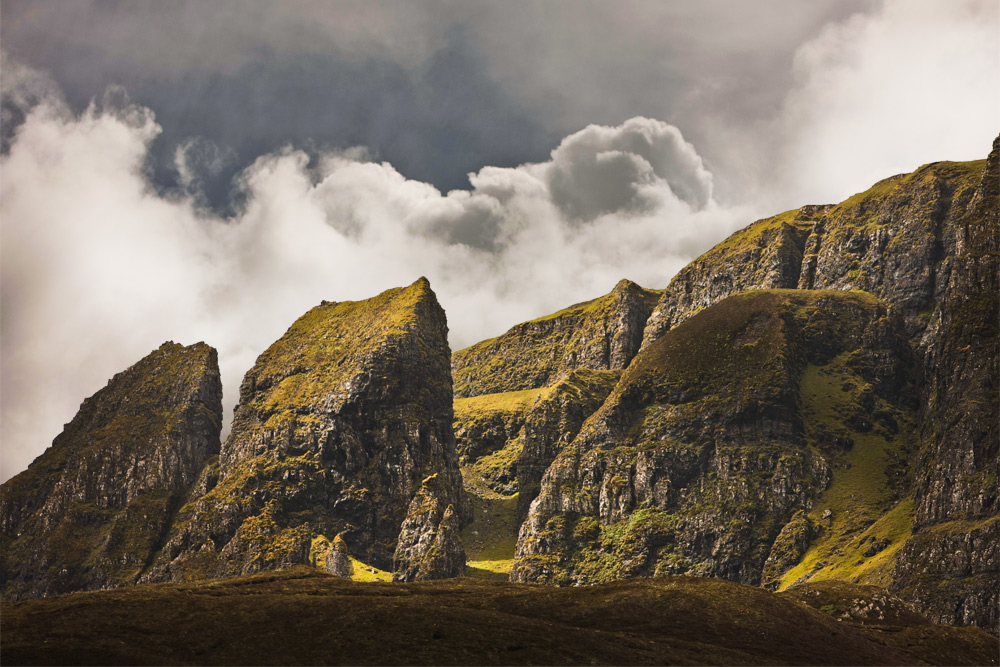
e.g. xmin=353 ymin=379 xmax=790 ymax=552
xmin=0 ymin=342 xmax=222 ymax=600
xmin=890 ymin=137 xmax=999 ymax=632
xmin=147 ymin=278 xmax=465 ymax=581
xmin=453 ymin=279 xmax=660 ymax=398
xmin=642 ymin=158 xmax=987 ymax=351
xmin=512 ymin=290 xmax=915 ymax=586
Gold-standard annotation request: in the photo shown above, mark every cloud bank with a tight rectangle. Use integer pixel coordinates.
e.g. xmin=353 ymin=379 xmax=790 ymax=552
xmin=0 ymin=83 xmax=748 ymax=481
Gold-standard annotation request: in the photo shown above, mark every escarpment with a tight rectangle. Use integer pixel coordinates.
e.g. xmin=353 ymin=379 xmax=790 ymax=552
xmin=889 ymin=136 xmax=999 ymax=632
xmin=146 ymin=278 xmax=466 ymax=582
xmin=511 ymin=290 xmax=916 ymax=587
xmin=0 ymin=342 xmax=222 ymax=600
xmin=641 ymin=156 xmax=988 ymax=351
xmin=453 ymin=279 xmax=660 ymax=398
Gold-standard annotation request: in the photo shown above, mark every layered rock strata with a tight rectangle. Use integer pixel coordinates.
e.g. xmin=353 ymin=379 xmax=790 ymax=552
xmin=512 ymin=290 xmax=915 ymax=587
xmin=0 ymin=342 xmax=222 ymax=600
xmin=146 ymin=278 xmax=465 ymax=582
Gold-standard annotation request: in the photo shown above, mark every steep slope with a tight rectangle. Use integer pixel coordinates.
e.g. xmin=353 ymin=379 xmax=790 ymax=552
xmin=641 ymin=156 xmax=988 ymax=350
xmin=512 ymin=290 xmax=916 ymax=587
xmin=0 ymin=342 xmax=222 ymax=600
xmin=4 ymin=567 xmax=996 ymax=666
xmin=889 ymin=136 xmax=999 ymax=632
xmin=453 ymin=279 xmax=660 ymax=398
xmin=452 ymin=281 xmax=658 ymax=577
xmin=146 ymin=278 xmax=465 ymax=582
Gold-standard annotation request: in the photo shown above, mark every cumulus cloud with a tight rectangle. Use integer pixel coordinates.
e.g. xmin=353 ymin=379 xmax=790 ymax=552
xmin=0 ymin=81 xmax=748 ymax=482
xmin=769 ymin=0 xmax=1000 ymax=208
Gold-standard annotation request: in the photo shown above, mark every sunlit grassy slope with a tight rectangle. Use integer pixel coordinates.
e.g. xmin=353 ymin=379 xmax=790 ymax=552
xmin=779 ymin=357 xmax=914 ymax=589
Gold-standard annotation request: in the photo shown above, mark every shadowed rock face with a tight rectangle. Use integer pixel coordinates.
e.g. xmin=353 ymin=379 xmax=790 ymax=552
xmin=0 ymin=342 xmax=222 ymax=600
xmin=889 ymin=136 xmax=999 ymax=633
xmin=146 ymin=278 xmax=466 ymax=581
xmin=512 ymin=290 xmax=916 ymax=587
xmin=453 ymin=279 xmax=660 ymax=398
xmin=393 ymin=473 xmax=466 ymax=582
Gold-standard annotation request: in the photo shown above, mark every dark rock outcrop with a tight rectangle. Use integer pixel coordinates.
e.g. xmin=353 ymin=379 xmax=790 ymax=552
xmin=453 ymin=279 xmax=660 ymax=398
xmin=761 ymin=510 xmax=816 ymax=591
xmin=393 ymin=474 xmax=465 ymax=582
xmin=310 ymin=533 xmax=354 ymax=578
xmin=641 ymin=158 xmax=988 ymax=352
xmin=515 ymin=369 xmax=620 ymax=525
xmin=145 ymin=278 xmax=465 ymax=582
xmin=0 ymin=342 xmax=222 ymax=600
xmin=890 ymin=136 xmax=1000 ymax=632
xmin=512 ymin=290 xmax=914 ymax=587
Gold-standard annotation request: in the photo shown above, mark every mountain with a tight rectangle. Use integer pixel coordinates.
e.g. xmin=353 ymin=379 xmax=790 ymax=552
xmin=144 ymin=278 xmax=466 ymax=582
xmin=512 ymin=289 xmax=914 ymax=586
xmin=0 ymin=342 xmax=222 ymax=600
xmin=453 ymin=278 xmax=660 ymax=398
xmin=3 ymin=567 xmax=995 ymax=666
xmin=1 ymin=139 xmax=995 ymax=648
xmin=468 ymin=136 xmax=998 ymax=632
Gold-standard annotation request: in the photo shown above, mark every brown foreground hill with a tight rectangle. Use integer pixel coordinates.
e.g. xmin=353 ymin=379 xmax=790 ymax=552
xmin=2 ymin=566 xmax=997 ymax=666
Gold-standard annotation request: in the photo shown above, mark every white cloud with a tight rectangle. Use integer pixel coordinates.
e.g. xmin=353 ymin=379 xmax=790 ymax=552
xmin=0 ymin=85 xmax=747 ymax=482
xmin=771 ymin=0 xmax=999 ymax=208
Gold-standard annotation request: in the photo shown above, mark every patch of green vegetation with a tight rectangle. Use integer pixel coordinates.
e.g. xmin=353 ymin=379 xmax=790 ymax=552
xmin=777 ymin=356 xmax=915 ymax=590
xmin=464 ymin=439 xmax=523 ymax=496
xmin=347 ymin=556 xmax=393 ymax=582
xmin=454 ymin=388 xmax=549 ymax=421
xmin=462 ymin=491 xmax=518 ymax=580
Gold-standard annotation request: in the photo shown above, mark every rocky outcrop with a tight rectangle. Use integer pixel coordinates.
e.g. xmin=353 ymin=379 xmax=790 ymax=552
xmin=512 ymin=290 xmax=914 ymax=587
xmin=760 ymin=510 xmax=816 ymax=591
xmin=145 ymin=278 xmax=465 ymax=582
xmin=890 ymin=136 xmax=999 ymax=633
xmin=0 ymin=342 xmax=222 ymax=600
xmin=453 ymin=388 xmax=539 ymax=496
xmin=392 ymin=474 xmax=465 ymax=582
xmin=625 ymin=141 xmax=996 ymax=630
xmin=641 ymin=157 xmax=988 ymax=352
xmin=310 ymin=533 xmax=354 ymax=578
xmin=453 ymin=279 xmax=660 ymax=398
xmin=640 ymin=206 xmax=824 ymax=346
xmin=891 ymin=518 xmax=999 ymax=632
xmin=515 ymin=369 xmax=620 ymax=525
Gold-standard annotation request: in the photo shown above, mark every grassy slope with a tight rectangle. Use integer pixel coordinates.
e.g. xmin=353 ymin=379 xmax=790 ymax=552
xmin=778 ymin=356 xmax=914 ymax=589
xmin=462 ymin=492 xmax=519 ymax=580
xmin=4 ymin=567 xmax=996 ymax=666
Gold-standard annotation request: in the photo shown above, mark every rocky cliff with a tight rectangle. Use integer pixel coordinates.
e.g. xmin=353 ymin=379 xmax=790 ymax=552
xmin=453 ymin=279 xmax=659 ymax=398
xmin=146 ymin=278 xmax=465 ymax=582
xmin=511 ymin=290 xmax=915 ymax=586
xmin=642 ymin=156 xmax=988 ymax=351
xmin=0 ymin=342 xmax=222 ymax=600
xmin=889 ymin=136 xmax=999 ymax=632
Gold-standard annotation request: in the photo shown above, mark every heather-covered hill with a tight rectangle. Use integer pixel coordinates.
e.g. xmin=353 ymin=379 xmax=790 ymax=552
xmin=3 ymin=567 xmax=995 ymax=666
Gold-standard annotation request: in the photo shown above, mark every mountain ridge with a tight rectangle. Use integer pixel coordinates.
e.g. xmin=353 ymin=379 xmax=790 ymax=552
xmin=1 ymin=138 xmax=996 ymax=649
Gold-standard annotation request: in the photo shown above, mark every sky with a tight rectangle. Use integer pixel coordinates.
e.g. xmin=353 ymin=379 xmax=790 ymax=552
xmin=1 ymin=0 xmax=998 ymax=482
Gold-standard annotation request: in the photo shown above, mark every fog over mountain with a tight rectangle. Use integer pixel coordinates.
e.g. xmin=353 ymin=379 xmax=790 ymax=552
xmin=1 ymin=0 xmax=997 ymax=482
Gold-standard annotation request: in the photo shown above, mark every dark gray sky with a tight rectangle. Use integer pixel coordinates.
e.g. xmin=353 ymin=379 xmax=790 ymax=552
xmin=2 ymin=0 xmax=997 ymax=481
xmin=1 ymin=0 xmax=873 ymax=205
